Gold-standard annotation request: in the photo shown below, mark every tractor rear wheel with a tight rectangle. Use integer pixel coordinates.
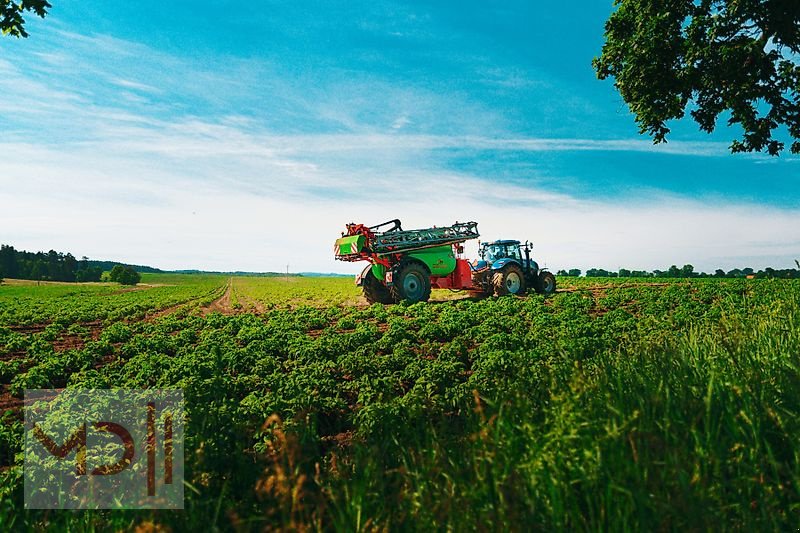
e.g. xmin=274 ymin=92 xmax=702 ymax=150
xmin=362 ymin=270 xmax=394 ymax=304
xmin=536 ymin=271 xmax=557 ymax=295
xmin=493 ymin=264 xmax=526 ymax=296
xmin=390 ymin=262 xmax=431 ymax=303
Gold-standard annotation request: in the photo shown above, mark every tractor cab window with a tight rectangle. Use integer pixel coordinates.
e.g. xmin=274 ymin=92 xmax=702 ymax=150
xmin=485 ymin=244 xmax=505 ymax=262
xmin=485 ymin=244 xmax=522 ymax=262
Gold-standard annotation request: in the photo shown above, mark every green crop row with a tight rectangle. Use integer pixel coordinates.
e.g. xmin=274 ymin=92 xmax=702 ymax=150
xmin=0 ymin=274 xmax=226 ymax=326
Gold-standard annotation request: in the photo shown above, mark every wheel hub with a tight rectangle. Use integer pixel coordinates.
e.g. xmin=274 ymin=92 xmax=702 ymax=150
xmin=404 ymin=273 xmax=424 ymax=300
xmin=506 ymin=272 xmax=521 ymax=293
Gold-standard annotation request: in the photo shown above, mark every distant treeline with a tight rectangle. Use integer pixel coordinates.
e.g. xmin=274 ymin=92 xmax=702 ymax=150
xmin=0 ymin=244 xmax=160 ymax=282
xmin=0 ymin=245 xmax=101 ymax=282
xmin=86 ymin=260 xmax=162 ymax=274
xmin=557 ymin=264 xmax=800 ymax=279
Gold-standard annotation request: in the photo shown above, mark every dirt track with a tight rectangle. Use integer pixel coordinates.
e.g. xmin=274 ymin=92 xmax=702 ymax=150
xmin=199 ymin=279 xmax=270 ymax=315
xmin=201 ymin=278 xmax=234 ymax=315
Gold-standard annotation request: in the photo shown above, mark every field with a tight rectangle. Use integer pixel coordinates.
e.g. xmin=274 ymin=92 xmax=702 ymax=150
xmin=1 ymin=274 xmax=799 ymax=530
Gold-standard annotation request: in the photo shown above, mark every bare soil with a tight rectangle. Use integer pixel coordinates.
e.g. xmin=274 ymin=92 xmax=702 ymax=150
xmin=8 ymin=324 xmax=48 ymax=335
xmin=8 ymin=320 xmax=104 ymax=353
xmin=0 ymin=385 xmax=22 ymax=412
xmin=201 ymin=279 xmax=235 ymax=315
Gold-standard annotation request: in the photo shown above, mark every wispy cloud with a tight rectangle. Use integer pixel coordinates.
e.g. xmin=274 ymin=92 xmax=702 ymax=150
xmin=392 ymin=114 xmax=411 ymax=129
xmin=110 ymin=77 xmax=162 ymax=93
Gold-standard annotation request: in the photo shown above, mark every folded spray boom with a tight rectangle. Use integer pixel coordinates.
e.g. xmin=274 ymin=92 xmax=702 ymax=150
xmin=335 ymin=220 xmax=479 ymax=260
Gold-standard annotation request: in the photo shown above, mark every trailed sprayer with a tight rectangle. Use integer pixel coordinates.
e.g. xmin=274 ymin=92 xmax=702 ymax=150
xmin=334 ymin=219 xmax=556 ymax=304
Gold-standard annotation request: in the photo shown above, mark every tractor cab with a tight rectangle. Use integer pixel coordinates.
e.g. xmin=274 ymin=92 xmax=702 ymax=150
xmin=477 ymin=240 xmax=535 ymax=271
xmin=481 ymin=240 xmax=523 ymax=263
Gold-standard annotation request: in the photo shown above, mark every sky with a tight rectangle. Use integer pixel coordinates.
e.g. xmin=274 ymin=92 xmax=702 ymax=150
xmin=1 ymin=1 xmax=798 ymax=274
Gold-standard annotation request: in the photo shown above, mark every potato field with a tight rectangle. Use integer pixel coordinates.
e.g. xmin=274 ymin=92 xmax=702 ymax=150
xmin=1 ymin=274 xmax=799 ymax=530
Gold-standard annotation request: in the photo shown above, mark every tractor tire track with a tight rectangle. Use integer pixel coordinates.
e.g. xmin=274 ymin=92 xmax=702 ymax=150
xmin=200 ymin=278 xmax=235 ymax=315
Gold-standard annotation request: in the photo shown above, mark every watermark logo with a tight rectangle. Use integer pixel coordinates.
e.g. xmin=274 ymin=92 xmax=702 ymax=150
xmin=24 ymin=389 xmax=184 ymax=509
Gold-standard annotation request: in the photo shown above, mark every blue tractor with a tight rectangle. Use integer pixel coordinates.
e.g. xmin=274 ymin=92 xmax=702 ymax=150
xmin=471 ymin=240 xmax=556 ymax=296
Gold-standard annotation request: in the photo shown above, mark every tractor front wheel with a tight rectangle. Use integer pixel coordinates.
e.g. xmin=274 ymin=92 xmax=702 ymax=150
xmin=390 ymin=263 xmax=432 ymax=303
xmin=493 ymin=264 xmax=526 ymax=296
xmin=536 ymin=271 xmax=557 ymax=295
xmin=362 ymin=270 xmax=394 ymax=304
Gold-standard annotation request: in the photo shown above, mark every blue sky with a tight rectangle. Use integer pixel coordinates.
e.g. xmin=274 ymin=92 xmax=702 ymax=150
xmin=1 ymin=1 xmax=798 ymax=272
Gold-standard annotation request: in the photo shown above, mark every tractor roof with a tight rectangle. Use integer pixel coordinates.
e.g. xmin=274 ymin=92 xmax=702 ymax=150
xmin=487 ymin=239 xmax=520 ymax=246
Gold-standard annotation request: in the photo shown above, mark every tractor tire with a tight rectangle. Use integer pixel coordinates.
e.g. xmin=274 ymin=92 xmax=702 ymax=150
xmin=362 ymin=270 xmax=394 ymax=304
xmin=536 ymin=271 xmax=557 ymax=295
xmin=390 ymin=262 xmax=432 ymax=303
xmin=493 ymin=264 xmax=526 ymax=296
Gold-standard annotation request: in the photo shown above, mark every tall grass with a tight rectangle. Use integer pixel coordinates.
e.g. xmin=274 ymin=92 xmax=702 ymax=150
xmin=317 ymin=283 xmax=800 ymax=530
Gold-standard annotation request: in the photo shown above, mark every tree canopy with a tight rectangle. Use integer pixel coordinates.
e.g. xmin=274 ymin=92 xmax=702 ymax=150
xmin=1 ymin=0 xmax=50 ymax=38
xmin=0 ymin=244 xmax=102 ymax=282
xmin=109 ymin=264 xmax=141 ymax=286
xmin=594 ymin=0 xmax=800 ymax=155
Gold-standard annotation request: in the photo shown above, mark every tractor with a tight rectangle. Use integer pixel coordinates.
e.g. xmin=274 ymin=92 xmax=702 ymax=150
xmin=334 ymin=219 xmax=556 ymax=304
xmin=471 ymin=239 xmax=556 ymax=297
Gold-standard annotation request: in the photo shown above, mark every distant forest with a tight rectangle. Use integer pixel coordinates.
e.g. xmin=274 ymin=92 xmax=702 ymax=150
xmin=0 ymin=245 xmax=161 ymax=282
xmin=557 ymin=264 xmax=800 ymax=279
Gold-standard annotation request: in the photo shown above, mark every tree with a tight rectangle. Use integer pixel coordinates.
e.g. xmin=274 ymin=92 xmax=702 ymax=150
xmin=727 ymin=268 xmax=744 ymax=278
xmin=29 ymin=261 xmax=42 ymax=280
xmin=594 ymin=0 xmax=800 ymax=155
xmin=123 ymin=269 xmax=140 ymax=285
xmin=568 ymin=268 xmax=582 ymax=277
xmin=1 ymin=0 xmax=51 ymax=38
xmin=0 ymin=245 xmax=17 ymax=278
xmin=109 ymin=265 xmax=124 ymax=282
xmin=109 ymin=264 xmax=141 ymax=285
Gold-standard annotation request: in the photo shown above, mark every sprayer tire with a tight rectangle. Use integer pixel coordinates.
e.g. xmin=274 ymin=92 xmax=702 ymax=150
xmin=362 ymin=270 xmax=394 ymax=304
xmin=390 ymin=262 xmax=432 ymax=303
